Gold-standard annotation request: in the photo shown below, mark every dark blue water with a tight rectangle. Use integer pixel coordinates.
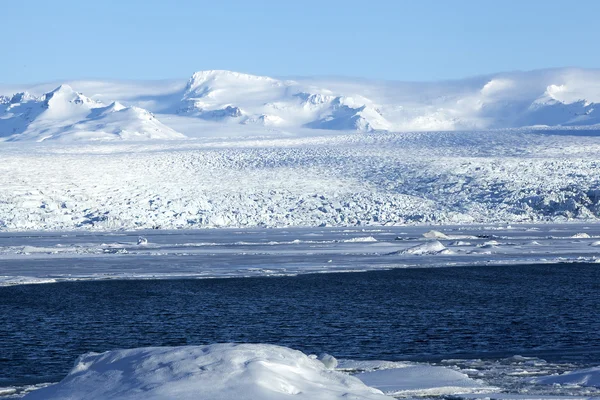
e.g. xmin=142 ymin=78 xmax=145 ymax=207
xmin=1 ymin=263 xmax=600 ymax=387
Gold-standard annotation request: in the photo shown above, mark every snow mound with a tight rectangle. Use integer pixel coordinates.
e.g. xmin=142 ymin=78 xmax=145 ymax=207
xmin=356 ymin=365 xmax=490 ymax=396
xmin=531 ymin=366 xmax=600 ymax=387
xmin=0 ymin=86 xmax=185 ymax=142
xmin=23 ymin=344 xmax=392 ymax=400
xmin=402 ymin=240 xmax=451 ymax=255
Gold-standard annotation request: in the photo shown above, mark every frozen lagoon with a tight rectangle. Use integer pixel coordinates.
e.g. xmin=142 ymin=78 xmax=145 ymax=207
xmin=1 ymin=223 xmax=600 ymax=286
xmin=2 ymin=223 xmax=600 ymax=399
xmin=2 ymin=263 xmax=600 ymax=399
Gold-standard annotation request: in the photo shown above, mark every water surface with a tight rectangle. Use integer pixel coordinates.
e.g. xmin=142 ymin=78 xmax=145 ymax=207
xmin=1 ymin=263 xmax=599 ymax=388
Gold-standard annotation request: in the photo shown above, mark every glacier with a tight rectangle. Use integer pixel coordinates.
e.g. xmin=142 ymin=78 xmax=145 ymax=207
xmin=1 ymin=130 xmax=600 ymax=231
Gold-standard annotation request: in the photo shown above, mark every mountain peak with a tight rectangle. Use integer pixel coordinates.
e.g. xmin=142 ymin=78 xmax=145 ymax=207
xmin=0 ymin=86 xmax=185 ymax=141
xmin=107 ymin=101 xmax=127 ymax=112
xmin=49 ymin=84 xmax=76 ymax=94
xmin=189 ymin=70 xmax=279 ymax=83
xmin=185 ymin=70 xmax=284 ymax=96
xmin=7 ymin=91 xmax=36 ymax=104
xmin=42 ymin=85 xmax=97 ymax=109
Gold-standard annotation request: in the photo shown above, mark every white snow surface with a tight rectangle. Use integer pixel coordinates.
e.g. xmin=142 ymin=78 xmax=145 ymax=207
xmin=531 ymin=367 xmax=600 ymax=387
xmin=3 ymin=68 xmax=600 ymax=141
xmin=21 ymin=344 xmax=391 ymax=400
xmin=356 ymin=365 xmax=490 ymax=396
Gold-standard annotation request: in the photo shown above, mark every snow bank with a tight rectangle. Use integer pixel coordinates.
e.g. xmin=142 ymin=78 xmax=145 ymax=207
xmin=531 ymin=366 xmax=600 ymax=387
xmin=23 ymin=344 xmax=392 ymax=400
xmin=355 ymin=365 xmax=490 ymax=396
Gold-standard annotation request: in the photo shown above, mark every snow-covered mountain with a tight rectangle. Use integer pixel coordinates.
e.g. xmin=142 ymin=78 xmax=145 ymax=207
xmin=177 ymin=70 xmax=390 ymax=131
xmin=2 ymin=68 xmax=600 ymax=141
xmin=0 ymin=85 xmax=184 ymax=141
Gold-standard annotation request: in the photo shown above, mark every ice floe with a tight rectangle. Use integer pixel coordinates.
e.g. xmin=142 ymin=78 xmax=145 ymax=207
xmin=531 ymin=366 xmax=600 ymax=387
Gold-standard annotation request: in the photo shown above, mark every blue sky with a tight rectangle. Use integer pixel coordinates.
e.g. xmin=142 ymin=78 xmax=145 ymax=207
xmin=2 ymin=0 xmax=599 ymax=83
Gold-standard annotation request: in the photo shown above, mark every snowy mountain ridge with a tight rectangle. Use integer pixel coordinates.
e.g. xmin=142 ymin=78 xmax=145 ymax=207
xmin=2 ymin=67 xmax=600 ymax=141
xmin=177 ymin=69 xmax=389 ymax=131
xmin=0 ymin=85 xmax=184 ymax=141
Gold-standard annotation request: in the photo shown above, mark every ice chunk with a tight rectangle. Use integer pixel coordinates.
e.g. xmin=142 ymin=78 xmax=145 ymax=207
xmin=402 ymin=240 xmax=450 ymax=255
xmin=423 ymin=230 xmax=450 ymax=239
xmin=571 ymin=233 xmax=591 ymax=239
xmin=318 ymin=353 xmax=338 ymax=369
xmin=449 ymin=241 xmax=472 ymax=246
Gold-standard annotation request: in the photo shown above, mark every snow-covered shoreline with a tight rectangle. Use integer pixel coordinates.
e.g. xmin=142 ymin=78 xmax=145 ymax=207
xmin=1 ymin=224 xmax=599 ymax=287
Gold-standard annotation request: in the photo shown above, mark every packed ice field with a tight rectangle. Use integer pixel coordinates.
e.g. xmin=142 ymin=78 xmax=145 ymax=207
xmin=1 ymin=129 xmax=600 ymax=232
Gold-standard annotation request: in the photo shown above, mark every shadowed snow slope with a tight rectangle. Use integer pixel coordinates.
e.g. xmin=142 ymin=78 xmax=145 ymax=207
xmin=22 ymin=344 xmax=392 ymax=400
xmin=4 ymin=67 xmax=600 ymax=137
xmin=0 ymin=85 xmax=184 ymax=141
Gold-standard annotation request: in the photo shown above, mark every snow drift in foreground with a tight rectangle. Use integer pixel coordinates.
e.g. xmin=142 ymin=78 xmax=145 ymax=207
xmin=531 ymin=367 xmax=600 ymax=387
xmin=22 ymin=344 xmax=392 ymax=400
xmin=13 ymin=346 xmax=600 ymax=400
